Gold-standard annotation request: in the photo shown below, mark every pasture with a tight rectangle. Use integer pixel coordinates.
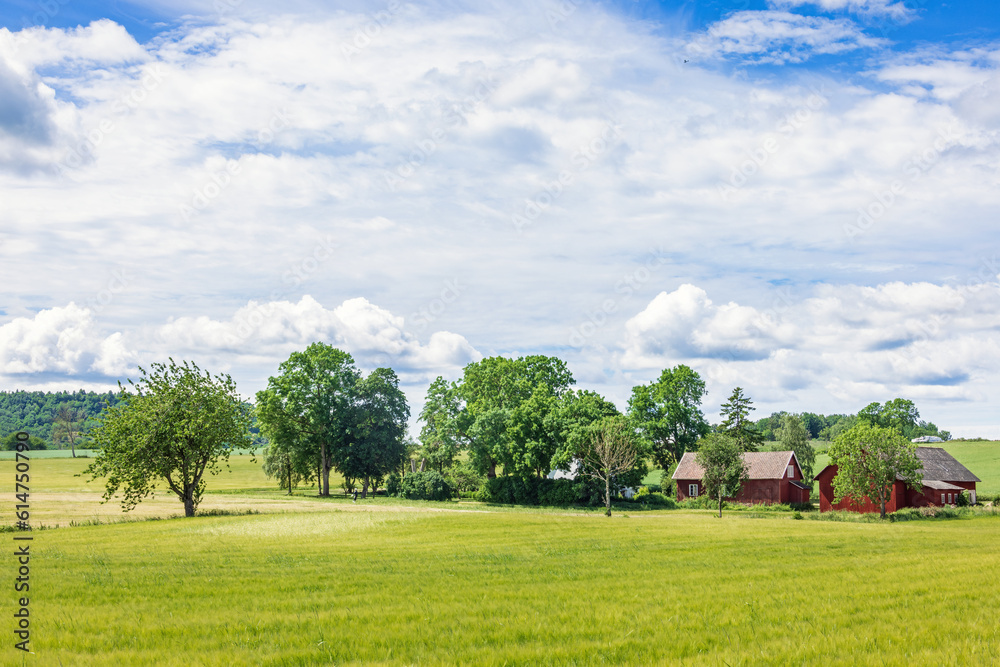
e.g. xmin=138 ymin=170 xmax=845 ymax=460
xmin=3 ymin=450 xmax=1000 ymax=665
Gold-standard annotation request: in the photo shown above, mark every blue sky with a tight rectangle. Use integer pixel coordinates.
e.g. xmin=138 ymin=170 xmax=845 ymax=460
xmin=2 ymin=0 xmax=1000 ymax=435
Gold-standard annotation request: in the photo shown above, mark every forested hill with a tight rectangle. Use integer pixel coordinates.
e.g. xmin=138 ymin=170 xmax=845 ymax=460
xmin=0 ymin=390 xmax=120 ymax=447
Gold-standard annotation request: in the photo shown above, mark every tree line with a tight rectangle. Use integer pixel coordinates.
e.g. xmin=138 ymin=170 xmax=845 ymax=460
xmin=23 ymin=343 xmax=946 ymax=518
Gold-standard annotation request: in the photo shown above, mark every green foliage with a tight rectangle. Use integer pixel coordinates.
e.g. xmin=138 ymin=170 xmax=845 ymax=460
xmin=627 ymin=364 xmax=709 ymax=471
xmin=389 ymin=470 xmax=453 ymax=501
xmin=829 ymin=422 xmax=923 ymax=518
xmin=255 ymin=343 xmax=361 ymax=497
xmin=718 ymin=387 xmax=764 ymax=452
xmin=418 ymin=376 xmax=463 ymax=472
xmin=956 ymin=489 xmax=970 ymax=507
xmin=83 ymin=359 xmax=254 ymax=517
xmin=1 ymin=432 xmax=47 ymax=450
xmin=695 ymin=433 xmax=749 ymax=517
xmin=445 ymin=459 xmax=486 ymax=497
xmin=0 ymin=389 xmax=119 ymax=447
xmin=776 ymin=413 xmax=816 ymax=482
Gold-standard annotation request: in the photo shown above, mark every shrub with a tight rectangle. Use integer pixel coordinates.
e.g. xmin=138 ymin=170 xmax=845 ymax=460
xmin=634 ymin=486 xmax=650 ymax=500
xmin=792 ymin=512 xmax=803 ymax=520
xmin=956 ymin=490 xmax=970 ymax=507
xmin=392 ymin=471 xmax=453 ymax=501
xmin=643 ymin=492 xmax=676 ymax=508
xmin=538 ymin=479 xmax=577 ymax=506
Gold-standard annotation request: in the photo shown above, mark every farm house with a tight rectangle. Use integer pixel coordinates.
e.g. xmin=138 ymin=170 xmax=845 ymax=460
xmin=672 ymin=450 xmax=812 ymax=505
xmin=815 ymin=446 xmax=981 ymax=513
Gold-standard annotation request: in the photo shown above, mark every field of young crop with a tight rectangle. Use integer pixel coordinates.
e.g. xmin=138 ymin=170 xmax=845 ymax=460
xmin=3 ymin=451 xmax=1000 ymax=665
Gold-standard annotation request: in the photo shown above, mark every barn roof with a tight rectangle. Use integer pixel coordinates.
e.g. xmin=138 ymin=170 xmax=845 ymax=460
xmin=912 ymin=447 xmax=981 ymax=483
xmin=672 ymin=450 xmax=799 ymax=480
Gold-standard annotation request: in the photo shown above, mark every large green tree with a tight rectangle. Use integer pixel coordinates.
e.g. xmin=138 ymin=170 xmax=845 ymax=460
xmin=776 ymin=414 xmax=816 ymax=483
xmin=857 ymin=398 xmax=919 ymax=434
xmin=718 ymin=387 xmax=763 ymax=452
xmin=695 ymin=433 xmax=748 ymax=518
xmin=256 ymin=343 xmax=361 ymax=497
xmin=84 ymin=360 xmax=253 ymax=517
xmin=429 ymin=355 xmax=574 ymax=479
xmin=627 ymin=364 xmax=710 ymax=471
xmin=828 ymin=422 xmax=922 ymax=518
xmin=549 ymin=389 xmax=622 ymax=473
xmin=346 ymin=367 xmax=410 ymax=498
xmin=417 ymin=376 xmax=463 ymax=473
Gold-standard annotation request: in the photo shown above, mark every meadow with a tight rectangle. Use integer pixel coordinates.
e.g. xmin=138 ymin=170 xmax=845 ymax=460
xmin=2 ymin=448 xmax=1000 ymax=665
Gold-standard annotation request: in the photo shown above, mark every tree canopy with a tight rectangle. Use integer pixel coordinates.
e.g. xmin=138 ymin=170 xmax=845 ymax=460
xmin=83 ymin=359 xmax=253 ymax=517
xmin=775 ymin=413 xmax=815 ymax=483
xmin=695 ymin=433 xmax=748 ymax=518
xmin=627 ymin=364 xmax=709 ymax=471
xmin=828 ymin=422 xmax=922 ymax=518
xmin=255 ymin=343 xmax=361 ymax=497
xmin=718 ymin=387 xmax=763 ymax=452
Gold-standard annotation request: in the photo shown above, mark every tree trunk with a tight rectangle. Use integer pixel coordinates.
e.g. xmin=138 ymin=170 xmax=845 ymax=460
xmin=419 ymin=458 xmax=426 ymax=472
xmin=487 ymin=460 xmax=496 ymax=479
xmin=410 ymin=459 xmax=416 ymax=473
xmin=320 ymin=443 xmax=331 ymax=496
xmin=362 ymin=476 xmax=370 ymax=499
xmin=183 ymin=492 xmax=196 ymax=517
xmin=718 ymin=492 xmax=723 ymax=519
xmin=605 ymin=476 xmax=612 ymax=517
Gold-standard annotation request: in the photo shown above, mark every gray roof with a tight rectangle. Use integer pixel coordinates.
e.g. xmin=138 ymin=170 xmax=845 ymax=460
xmin=672 ymin=450 xmax=798 ymax=480
xmin=921 ymin=479 xmax=964 ymax=491
xmin=912 ymin=447 xmax=981 ymax=483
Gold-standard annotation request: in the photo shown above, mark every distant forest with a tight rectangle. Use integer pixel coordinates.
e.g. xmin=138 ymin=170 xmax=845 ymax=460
xmin=752 ymin=411 xmax=950 ymax=443
xmin=0 ymin=390 xmax=120 ymax=449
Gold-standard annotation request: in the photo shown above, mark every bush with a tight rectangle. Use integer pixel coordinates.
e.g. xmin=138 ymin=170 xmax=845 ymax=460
xmin=538 ymin=479 xmax=577 ymax=506
xmin=956 ymin=490 xmax=970 ymax=507
xmin=642 ymin=492 xmax=676 ymax=508
xmin=390 ymin=471 xmax=452 ymax=501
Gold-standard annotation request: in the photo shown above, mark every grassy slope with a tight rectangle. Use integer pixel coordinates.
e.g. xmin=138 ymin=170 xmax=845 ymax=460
xmin=18 ymin=510 xmax=1000 ymax=666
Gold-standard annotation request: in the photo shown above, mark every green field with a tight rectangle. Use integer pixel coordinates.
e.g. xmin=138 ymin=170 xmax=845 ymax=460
xmin=3 ymin=453 xmax=1000 ymax=665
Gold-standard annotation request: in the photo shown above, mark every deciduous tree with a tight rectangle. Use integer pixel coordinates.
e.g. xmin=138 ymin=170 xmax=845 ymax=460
xmin=256 ymin=343 xmax=360 ymax=497
xmin=776 ymin=414 xmax=815 ymax=483
xmin=84 ymin=360 xmax=253 ymax=517
xmin=695 ymin=433 xmax=748 ymax=518
xmin=628 ymin=365 xmax=710 ymax=472
xmin=828 ymin=423 xmax=922 ymax=518
xmin=579 ymin=416 xmax=641 ymax=517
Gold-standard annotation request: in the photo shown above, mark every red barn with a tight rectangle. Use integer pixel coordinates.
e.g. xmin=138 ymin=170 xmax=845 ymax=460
xmin=816 ymin=446 xmax=981 ymax=513
xmin=672 ymin=450 xmax=812 ymax=505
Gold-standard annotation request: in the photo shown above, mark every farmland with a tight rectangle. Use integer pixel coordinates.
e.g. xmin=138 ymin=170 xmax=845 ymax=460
xmin=2 ymin=452 xmax=1000 ymax=665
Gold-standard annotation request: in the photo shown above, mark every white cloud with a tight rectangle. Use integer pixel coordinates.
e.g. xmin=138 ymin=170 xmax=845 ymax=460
xmin=0 ymin=304 xmax=132 ymax=377
xmin=620 ymin=278 xmax=1000 ymax=414
xmin=686 ymin=11 xmax=887 ymax=64
xmin=768 ymin=0 xmax=915 ymax=22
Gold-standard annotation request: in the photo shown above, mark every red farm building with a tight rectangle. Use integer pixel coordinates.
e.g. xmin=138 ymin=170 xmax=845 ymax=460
xmin=816 ymin=446 xmax=981 ymax=513
xmin=672 ymin=450 xmax=812 ymax=505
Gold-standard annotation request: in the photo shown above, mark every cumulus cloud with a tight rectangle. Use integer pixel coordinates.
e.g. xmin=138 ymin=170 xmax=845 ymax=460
xmin=686 ymin=11 xmax=887 ymax=64
xmin=0 ymin=304 xmax=133 ymax=377
xmin=621 ymin=278 xmax=1000 ymax=409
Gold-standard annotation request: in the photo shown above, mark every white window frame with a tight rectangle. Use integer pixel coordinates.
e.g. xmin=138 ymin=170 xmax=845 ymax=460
xmin=786 ymin=465 xmax=795 ymax=478
xmin=688 ymin=484 xmax=699 ymax=498
xmin=941 ymin=493 xmax=946 ymax=505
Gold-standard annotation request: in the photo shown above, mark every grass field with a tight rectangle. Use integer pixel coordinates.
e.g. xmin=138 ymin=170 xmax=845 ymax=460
xmin=3 ymin=451 xmax=1000 ymax=665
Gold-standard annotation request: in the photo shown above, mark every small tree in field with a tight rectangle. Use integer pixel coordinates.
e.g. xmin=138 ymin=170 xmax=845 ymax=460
xmin=84 ymin=360 xmax=253 ymax=517
xmin=580 ymin=416 xmax=640 ymax=517
xmin=828 ymin=423 xmax=922 ymax=519
xmin=696 ymin=434 xmax=748 ymax=518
